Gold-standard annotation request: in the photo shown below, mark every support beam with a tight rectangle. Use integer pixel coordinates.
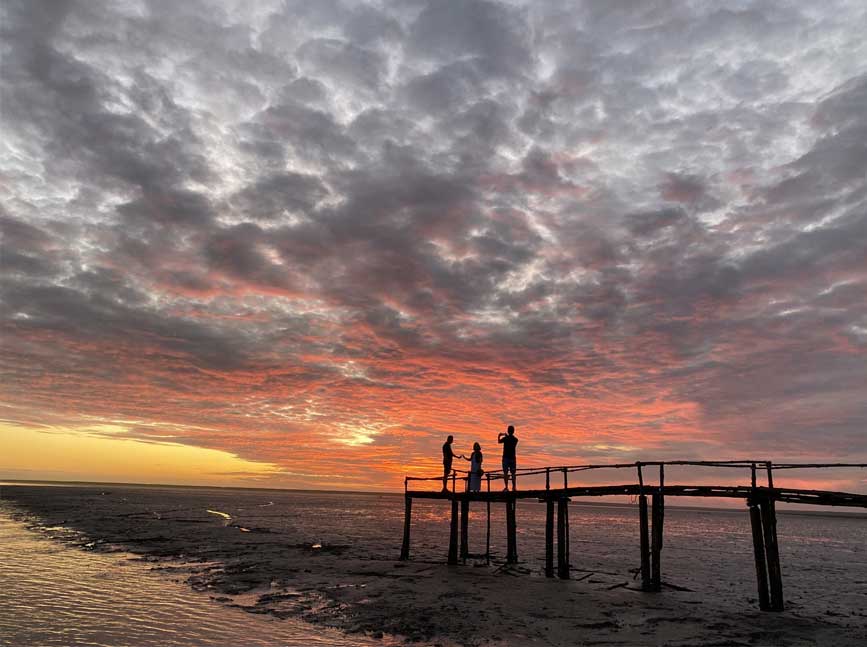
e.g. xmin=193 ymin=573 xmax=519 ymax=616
xmin=749 ymin=503 xmax=770 ymax=611
xmin=638 ymin=494 xmax=651 ymax=590
xmin=545 ymin=498 xmax=554 ymax=578
xmin=460 ymin=498 xmax=470 ymax=562
xmin=447 ymin=498 xmax=459 ymax=565
xmin=760 ymin=499 xmax=784 ymax=611
xmin=506 ymin=497 xmax=518 ymax=563
xmin=650 ymin=491 xmax=664 ymax=591
xmin=557 ymin=497 xmax=570 ymax=579
xmin=399 ymin=495 xmax=412 ymax=561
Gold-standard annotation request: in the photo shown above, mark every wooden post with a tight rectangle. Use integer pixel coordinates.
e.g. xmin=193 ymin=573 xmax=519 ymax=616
xmin=749 ymin=502 xmax=770 ymax=611
xmin=485 ymin=474 xmax=491 ymax=565
xmin=447 ymin=497 xmax=459 ymax=565
xmin=650 ymin=491 xmax=664 ymax=591
xmin=760 ymin=498 xmax=784 ymax=611
xmin=505 ymin=497 xmax=518 ymax=563
xmin=399 ymin=495 xmax=412 ymax=560
xmin=639 ymin=494 xmax=651 ymax=590
xmin=557 ymin=497 xmax=570 ymax=579
xmin=460 ymin=498 xmax=469 ymax=562
xmin=545 ymin=498 xmax=554 ymax=578
xmin=564 ymin=495 xmax=570 ymax=573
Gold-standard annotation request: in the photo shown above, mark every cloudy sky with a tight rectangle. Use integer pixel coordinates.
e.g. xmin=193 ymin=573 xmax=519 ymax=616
xmin=2 ymin=0 xmax=866 ymax=491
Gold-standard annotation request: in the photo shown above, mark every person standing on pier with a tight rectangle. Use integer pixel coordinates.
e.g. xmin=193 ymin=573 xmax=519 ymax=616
xmin=442 ymin=435 xmax=459 ymax=492
xmin=467 ymin=442 xmax=484 ymax=492
xmin=498 ymin=425 xmax=518 ymax=491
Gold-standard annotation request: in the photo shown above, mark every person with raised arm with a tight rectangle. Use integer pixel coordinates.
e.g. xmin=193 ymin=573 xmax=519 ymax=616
xmin=498 ymin=425 xmax=518 ymax=491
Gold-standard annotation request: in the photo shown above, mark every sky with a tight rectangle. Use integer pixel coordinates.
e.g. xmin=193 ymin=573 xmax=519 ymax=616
xmin=1 ymin=0 xmax=866 ymax=493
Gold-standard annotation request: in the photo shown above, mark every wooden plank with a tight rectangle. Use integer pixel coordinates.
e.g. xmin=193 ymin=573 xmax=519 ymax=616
xmin=557 ymin=497 xmax=569 ymax=579
xmin=639 ymin=494 xmax=651 ymax=590
xmin=399 ymin=495 xmax=412 ymax=561
xmin=447 ymin=498 xmax=459 ymax=565
xmin=650 ymin=491 xmax=663 ymax=591
xmin=761 ymin=499 xmax=784 ymax=611
xmin=460 ymin=499 xmax=469 ymax=562
xmin=545 ymin=499 xmax=554 ymax=578
xmin=749 ymin=503 xmax=770 ymax=611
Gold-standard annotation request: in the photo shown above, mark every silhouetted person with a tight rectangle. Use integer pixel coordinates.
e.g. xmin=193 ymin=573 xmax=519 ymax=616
xmin=442 ymin=435 xmax=457 ymax=492
xmin=498 ymin=425 xmax=518 ymax=491
xmin=467 ymin=442 xmax=483 ymax=492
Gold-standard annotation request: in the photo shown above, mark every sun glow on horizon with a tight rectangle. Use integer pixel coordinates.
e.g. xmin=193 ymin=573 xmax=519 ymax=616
xmin=0 ymin=422 xmax=280 ymax=487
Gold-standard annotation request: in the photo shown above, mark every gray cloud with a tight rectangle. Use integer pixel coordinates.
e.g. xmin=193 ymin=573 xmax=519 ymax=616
xmin=2 ymin=0 xmax=866 ymax=473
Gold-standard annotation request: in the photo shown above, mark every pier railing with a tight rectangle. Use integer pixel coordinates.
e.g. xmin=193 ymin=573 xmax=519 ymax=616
xmin=399 ymin=460 xmax=866 ymax=612
xmin=406 ymin=460 xmax=867 ymax=495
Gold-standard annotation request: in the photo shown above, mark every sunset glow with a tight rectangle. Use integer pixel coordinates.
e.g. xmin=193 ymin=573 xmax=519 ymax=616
xmin=2 ymin=1 xmax=866 ymax=494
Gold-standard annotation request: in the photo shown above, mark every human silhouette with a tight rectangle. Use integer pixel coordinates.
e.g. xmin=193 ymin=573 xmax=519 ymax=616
xmin=442 ymin=435 xmax=458 ymax=492
xmin=498 ymin=425 xmax=518 ymax=491
xmin=467 ymin=442 xmax=483 ymax=492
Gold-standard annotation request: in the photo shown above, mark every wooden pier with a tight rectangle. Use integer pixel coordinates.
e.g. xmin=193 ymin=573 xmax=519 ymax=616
xmin=399 ymin=460 xmax=867 ymax=612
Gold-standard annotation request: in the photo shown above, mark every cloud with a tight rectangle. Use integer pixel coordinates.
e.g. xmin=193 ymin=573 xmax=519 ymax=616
xmin=1 ymin=0 xmax=866 ymax=489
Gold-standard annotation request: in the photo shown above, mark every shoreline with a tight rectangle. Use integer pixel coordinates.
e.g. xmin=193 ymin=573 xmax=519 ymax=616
xmin=0 ymin=511 xmax=394 ymax=647
xmin=2 ymin=484 xmax=865 ymax=646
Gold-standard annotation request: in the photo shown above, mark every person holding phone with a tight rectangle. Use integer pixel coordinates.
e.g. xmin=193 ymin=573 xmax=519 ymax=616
xmin=498 ymin=425 xmax=518 ymax=491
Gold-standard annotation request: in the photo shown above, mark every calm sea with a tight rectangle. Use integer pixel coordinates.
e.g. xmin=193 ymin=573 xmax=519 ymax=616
xmin=1 ymin=485 xmax=865 ymax=646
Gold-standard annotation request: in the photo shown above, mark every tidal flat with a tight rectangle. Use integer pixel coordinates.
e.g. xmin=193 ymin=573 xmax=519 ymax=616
xmin=2 ymin=484 xmax=865 ymax=646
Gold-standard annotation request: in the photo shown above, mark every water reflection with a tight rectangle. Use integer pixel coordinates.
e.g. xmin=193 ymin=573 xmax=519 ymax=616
xmin=0 ymin=509 xmax=391 ymax=647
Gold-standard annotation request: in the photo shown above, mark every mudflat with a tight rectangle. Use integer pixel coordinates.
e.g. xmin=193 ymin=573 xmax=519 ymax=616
xmin=2 ymin=484 xmax=865 ymax=646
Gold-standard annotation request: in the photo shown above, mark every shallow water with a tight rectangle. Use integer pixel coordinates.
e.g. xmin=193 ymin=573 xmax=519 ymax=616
xmin=0 ymin=506 xmax=390 ymax=647
xmin=1 ymin=484 xmax=865 ymax=645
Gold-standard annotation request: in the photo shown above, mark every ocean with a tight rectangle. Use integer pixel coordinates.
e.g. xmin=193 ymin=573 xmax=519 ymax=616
xmin=1 ymin=484 xmax=865 ymax=646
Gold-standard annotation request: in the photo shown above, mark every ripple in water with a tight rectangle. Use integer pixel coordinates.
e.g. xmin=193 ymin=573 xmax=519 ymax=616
xmin=0 ymin=511 xmax=389 ymax=647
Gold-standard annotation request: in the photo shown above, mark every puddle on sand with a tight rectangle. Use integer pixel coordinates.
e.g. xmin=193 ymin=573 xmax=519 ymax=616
xmin=0 ymin=509 xmax=399 ymax=647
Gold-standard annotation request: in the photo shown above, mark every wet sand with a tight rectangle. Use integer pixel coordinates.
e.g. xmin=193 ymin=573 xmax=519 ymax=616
xmin=0 ymin=511 xmax=391 ymax=647
xmin=2 ymin=484 xmax=865 ymax=646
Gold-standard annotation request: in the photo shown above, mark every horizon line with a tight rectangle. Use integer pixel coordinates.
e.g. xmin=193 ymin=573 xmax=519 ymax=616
xmin=2 ymin=478 xmax=865 ymax=517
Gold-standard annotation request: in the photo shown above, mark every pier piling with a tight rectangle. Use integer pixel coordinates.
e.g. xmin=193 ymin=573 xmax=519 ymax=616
xmin=399 ymin=495 xmax=412 ymax=561
xmin=460 ymin=499 xmax=469 ymax=562
xmin=556 ymin=497 xmax=570 ymax=578
xmin=638 ymin=494 xmax=651 ymax=590
xmin=760 ymin=498 xmax=784 ymax=611
xmin=545 ymin=498 xmax=554 ymax=578
xmin=749 ymin=501 xmax=770 ymax=610
xmin=650 ymin=491 xmax=664 ymax=591
xmin=486 ymin=475 xmax=491 ymax=565
xmin=506 ymin=497 xmax=518 ymax=563
xmin=447 ymin=498 xmax=459 ymax=565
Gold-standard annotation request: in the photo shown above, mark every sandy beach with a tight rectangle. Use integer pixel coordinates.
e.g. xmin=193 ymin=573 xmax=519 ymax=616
xmin=2 ymin=484 xmax=865 ymax=647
